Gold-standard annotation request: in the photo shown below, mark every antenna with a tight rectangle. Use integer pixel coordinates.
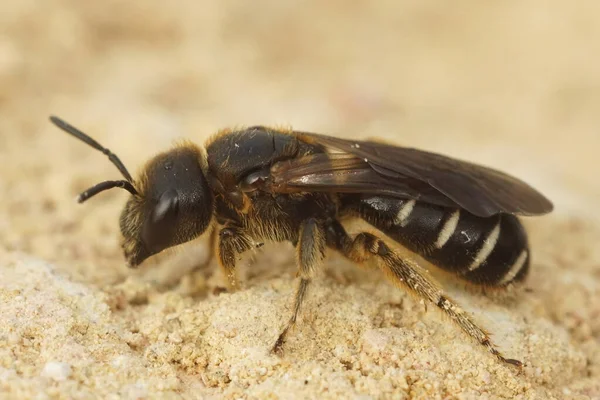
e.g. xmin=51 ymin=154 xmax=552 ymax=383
xmin=76 ymin=180 xmax=138 ymax=203
xmin=49 ymin=116 xmax=134 ymax=182
xmin=50 ymin=115 xmax=138 ymax=201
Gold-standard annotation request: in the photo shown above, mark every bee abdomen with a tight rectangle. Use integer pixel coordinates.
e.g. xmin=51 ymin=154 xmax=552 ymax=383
xmin=344 ymin=195 xmax=530 ymax=286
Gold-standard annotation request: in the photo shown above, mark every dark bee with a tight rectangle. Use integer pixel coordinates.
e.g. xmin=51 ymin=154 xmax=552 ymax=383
xmin=50 ymin=115 xmax=553 ymax=367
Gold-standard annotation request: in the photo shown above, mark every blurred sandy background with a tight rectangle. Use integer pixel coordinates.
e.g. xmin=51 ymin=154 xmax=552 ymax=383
xmin=1 ymin=1 xmax=599 ymax=399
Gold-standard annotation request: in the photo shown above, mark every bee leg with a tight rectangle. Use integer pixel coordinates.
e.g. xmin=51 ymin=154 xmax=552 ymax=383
xmin=325 ymin=220 xmax=522 ymax=367
xmin=272 ymin=218 xmax=326 ymax=354
xmin=196 ymin=226 xmax=218 ymax=270
xmin=271 ymin=278 xmax=310 ymax=354
xmin=217 ymin=225 xmax=252 ymax=290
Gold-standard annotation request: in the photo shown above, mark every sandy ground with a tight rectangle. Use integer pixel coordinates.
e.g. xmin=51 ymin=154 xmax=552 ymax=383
xmin=1 ymin=1 xmax=600 ymax=399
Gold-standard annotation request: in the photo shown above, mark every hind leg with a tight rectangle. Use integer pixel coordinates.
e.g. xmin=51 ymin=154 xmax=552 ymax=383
xmin=325 ymin=220 xmax=522 ymax=367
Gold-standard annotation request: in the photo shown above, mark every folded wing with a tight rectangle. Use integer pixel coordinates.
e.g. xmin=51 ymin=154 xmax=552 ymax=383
xmin=269 ymin=132 xmax=553 ymax=218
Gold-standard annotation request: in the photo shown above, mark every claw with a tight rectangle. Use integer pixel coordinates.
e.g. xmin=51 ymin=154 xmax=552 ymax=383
xmin=271 ymin=329 xmax=289 ymax=355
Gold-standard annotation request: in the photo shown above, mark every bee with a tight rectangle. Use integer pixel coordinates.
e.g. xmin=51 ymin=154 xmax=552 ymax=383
xmin=50 ymin=115 xmax=553 ymax=367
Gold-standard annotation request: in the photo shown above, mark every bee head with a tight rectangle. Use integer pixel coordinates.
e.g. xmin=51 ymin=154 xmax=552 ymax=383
xmin=120 ymin=143 xmax=214 ymax=266
xmin=50 ymin=116 xmax=214 ymax=267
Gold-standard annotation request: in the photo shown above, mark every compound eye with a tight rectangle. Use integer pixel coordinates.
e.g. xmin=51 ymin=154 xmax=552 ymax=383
xmin=142 ymin=189 xmax=180 ymax=252
xmin=241 ymin=169 xmax=270 ymax=192
xmin=152 ymin=189 xmax=179 ymax=223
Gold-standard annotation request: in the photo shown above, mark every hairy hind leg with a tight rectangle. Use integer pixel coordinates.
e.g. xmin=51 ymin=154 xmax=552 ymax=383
xmin=326 ymin=220 xmax=522 ymax=367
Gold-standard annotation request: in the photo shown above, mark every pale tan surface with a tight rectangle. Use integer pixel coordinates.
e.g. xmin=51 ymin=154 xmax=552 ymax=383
xmin=1 ymin=1 xmax=599 ymax=399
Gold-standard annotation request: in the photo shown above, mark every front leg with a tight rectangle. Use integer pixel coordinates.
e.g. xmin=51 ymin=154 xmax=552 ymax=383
xmin=272 ymin=218 xmax=326 ymax=354
xmin=217 ymin=225 xmax=253 ymax=290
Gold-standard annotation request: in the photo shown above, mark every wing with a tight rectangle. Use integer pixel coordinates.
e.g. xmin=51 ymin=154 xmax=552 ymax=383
xmin=269 ymin=132 xmax=553 ymax=217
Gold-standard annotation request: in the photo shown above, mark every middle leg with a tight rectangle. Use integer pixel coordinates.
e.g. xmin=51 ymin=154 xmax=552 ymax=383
xmin=271 ymin=218 xmax=326 ymax=354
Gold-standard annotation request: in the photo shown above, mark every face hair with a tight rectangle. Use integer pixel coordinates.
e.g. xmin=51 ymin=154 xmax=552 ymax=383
xmin=49 ymin=116 xmax=135 ymax=183
xmin=49 ymin=115 xmax=138 ymax=201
